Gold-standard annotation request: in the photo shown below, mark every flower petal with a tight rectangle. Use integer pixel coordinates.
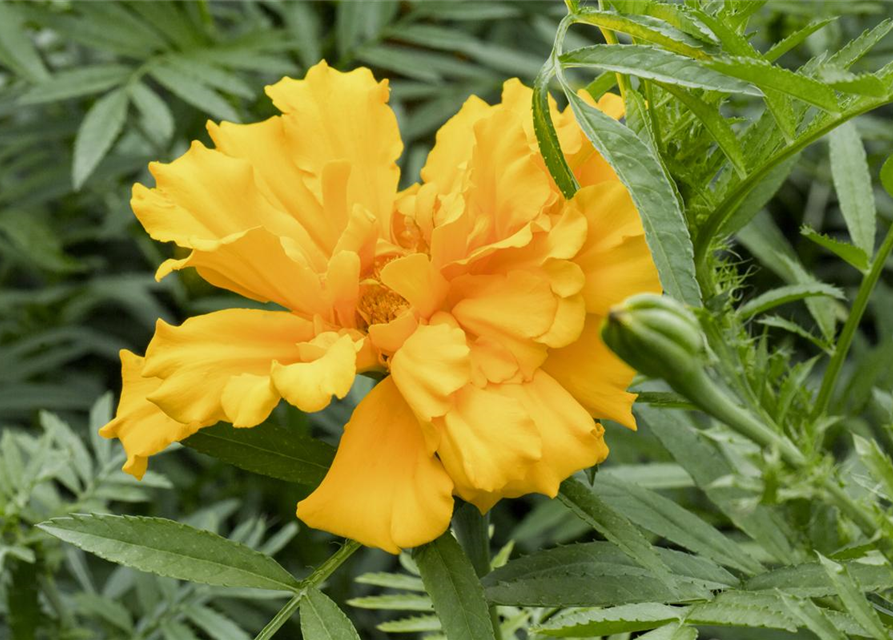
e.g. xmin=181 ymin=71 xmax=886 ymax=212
xmin=572 ymin=183 xmax=661 ymax=316
xmin=421 ymin=95 xmax=491 ymax=195
xmin=296 ymin=377 xmax=454 ymax=554
xmin=379 ymin=253 xmax=449 ymax=319
xmin=272 ymin=333 xmax=358 ymax=413
xmin=435 ymin=383 xmax=541 ymax=497
xmin=142 ymin=309 xmax=316 ymax=426
xmin=542 ymin=314 xmax=638 ymax=429
xmin=390 ymin=322 xmax=472 ymax=421
xmin=100 ymin=350 xmax=203 ymax=479
xmin=267 ymin=61 xmax=402 ymax=231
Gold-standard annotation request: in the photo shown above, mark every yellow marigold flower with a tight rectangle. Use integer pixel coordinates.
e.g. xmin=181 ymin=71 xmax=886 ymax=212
xmin=100 ymin=61 xmax=660 ymax=553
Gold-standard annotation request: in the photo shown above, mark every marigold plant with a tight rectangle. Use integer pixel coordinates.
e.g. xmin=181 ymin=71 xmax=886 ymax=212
xmin=100 ymin=60 xmax=659 ymax=553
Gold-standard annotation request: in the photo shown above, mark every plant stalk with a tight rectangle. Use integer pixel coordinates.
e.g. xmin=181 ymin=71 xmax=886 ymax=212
xmin=452 ymin=504 xmax=502 ymax=640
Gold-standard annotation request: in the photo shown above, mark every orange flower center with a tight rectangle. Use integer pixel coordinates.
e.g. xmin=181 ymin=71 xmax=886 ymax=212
xmin=356 ymin=283 xmax=409 ymax=330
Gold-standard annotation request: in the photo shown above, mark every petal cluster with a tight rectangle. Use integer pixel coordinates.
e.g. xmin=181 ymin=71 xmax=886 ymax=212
xmin=102 ymin=61 xmax=660 ymax=553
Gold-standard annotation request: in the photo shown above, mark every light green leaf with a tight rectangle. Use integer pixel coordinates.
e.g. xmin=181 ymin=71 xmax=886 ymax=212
xmin=826 ymin=18 xmax=893 ymax=70
xmin=150 ymin=64 xmax=239 ymax=122
xmin=533 ymin=62 xmax=578 ymax=199
xmin=561 ymin=81 xmax=700 ymax=305
xmin=559 ymin=477 xmax=680 ymax=593
xmin=758 ymin=316 xmax=832 ymax=352
xmin=853 ymin=434 xmax=893 ymax=501
xmin=686 ymin=591 xmax=798 ymax=632
xmin=801 ymin=226 xmax=870 ymax=272
xmin=574 ymin=8 xmax=710 ymax=59
xmin=185 ymin=605 xmax=250 ymax=640
xmin=535 ymin=603 xmax=682 ymax=637
xmin=779 ymin=593 xmax=847 ymax=640
xmin=817 ymin=554 xmax=889 ymax=640
xmin=597 ymin=473 xmax=761 ymax=575
xmin=881 ymin=155 xmax=893 ymax=199
xmin=347 ymin=594 xmax=432 ymax=611
xmin=377 ymin=615 xmax=441 ymax=633
xmin=821 ymin=69 xmax=888 ymax=97
xmin=737 ymin=282 xmax=845 ymax=319
xmin=72 ymin=88 xmax=129 ymax=190
xmin=413 ymin=533 xmax=496 ymax=640
xmin=764 ymin=18 xmax=837 ymax=62
xmin=300 ymin=588 xmax=361 ymax=640
xmin=561 ymin=44 xmax=759 ymax=95
xmin=130 ymin=81 xmax=175 ymax=142
xmin=637 ymin=622 xmax=699 ymax=640
xmin=657 ymin=82 xmax=747 ymax=177
xmin=20 ymin=65 xmax=133 ymax=104
xmin=829 ymin=121 xmax=877 ymax=255
xmin=182 ymin=421 xmax=334 ymax=487
xmin=0 ymin=3 xmax=49 ymax=81
xmin=355 ymin=572 xmax=426 ymax=592
xmin=707 ymin=57 xmax=840 ymax=112
xmin=37 ymin=514 xmax=301 ymax=592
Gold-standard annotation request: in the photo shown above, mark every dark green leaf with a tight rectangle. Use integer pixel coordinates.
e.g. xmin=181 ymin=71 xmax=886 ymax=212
xmin=37 ymin=514 xmax=301 ymax=591
xmin=183 ymin=421 xmax=333 ymax=486
xmin=150 ymin=64 xmax=240 ymax=122
xmin=413 ymin=533 xmax=496 ymax=640
xmin=20 ymin=65 xmax=133 ymax=104
xmin=707 ymin=57 xmax=840 ymax=112
xmin=300 ymin=588 xmax=361 ymax=640
xmin=817 ymin=554 xmax=889 ymax=640
xmin=801 ymin=226 xmax=870 ymax=271
xmin=72 ymin=89 xmax=129 ymax=189
xmin=535 ymin=603 xmax=682 ymax=637
xmin=737 ymin=282 xmax=845 ymax=319
xmin=0 ymin=3 xmax=49 ymax=81
xmin=533 ymin=62 xmax=578 ymax=199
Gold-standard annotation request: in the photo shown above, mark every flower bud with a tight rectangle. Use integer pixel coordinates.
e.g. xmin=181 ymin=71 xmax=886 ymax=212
xmin=600 ymin=293 xmax=706 ymax=384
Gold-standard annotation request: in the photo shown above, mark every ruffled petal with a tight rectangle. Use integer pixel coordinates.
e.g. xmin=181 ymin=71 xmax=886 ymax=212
xmin=267 ymin=61 xmax=402 ymax=232
xmin=296 ymin=377 xmax=454 ymax=553
xmin=99 ymin=350 xmax=203 ymax=479
xmin=271 ymin=332 xmax=358 ymax=413
xmin=390 ymin=322 xmax=472 ymax=421
xmin=542 ymin=314 xmax=639 ymax=429
xmin=142 ymin=309 xmax=316 ymax=426
xmin=379 ymin=253 xmax=449 ymax=319
xmin=571 ymin=183 xmax=661 ymax=316
xmin=132 ymin=141 xmax=325 ymax=269
xmin=434 ymin=383 xmax=541 ymax=498
xmin=420 ymin=95 xmax=491 ymax=196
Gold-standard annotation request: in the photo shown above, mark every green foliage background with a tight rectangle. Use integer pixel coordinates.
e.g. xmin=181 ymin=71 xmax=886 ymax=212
xmin=2 ymin=1 xmax=893 ymax=639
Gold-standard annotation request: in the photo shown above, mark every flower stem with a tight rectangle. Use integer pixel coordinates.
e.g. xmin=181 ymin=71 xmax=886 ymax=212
xmin=253 ymin=539 xmax=361 ymax=640
xmin=813 ymin=220 xmax=893 ymax=418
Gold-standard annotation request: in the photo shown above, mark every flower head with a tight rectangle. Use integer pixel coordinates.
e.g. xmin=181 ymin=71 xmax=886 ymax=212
xmin=101 ymin=61 xmax=660 ymax=553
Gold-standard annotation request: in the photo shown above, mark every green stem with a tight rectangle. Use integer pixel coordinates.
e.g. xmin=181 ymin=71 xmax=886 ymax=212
xmin=254 ymin=539 xmax=361 ymax=640
xmin=452 ymin=504 xmax=503 ymax=640
xmin=813 ymin=221 xmax=893 ymax=418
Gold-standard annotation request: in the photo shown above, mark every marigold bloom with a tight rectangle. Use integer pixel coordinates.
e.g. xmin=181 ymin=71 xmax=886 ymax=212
xmin=101 ymin=61 xmax=660 ymax=553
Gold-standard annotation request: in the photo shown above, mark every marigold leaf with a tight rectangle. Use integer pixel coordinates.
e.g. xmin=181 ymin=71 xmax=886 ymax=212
xmin=347 ymin=594 xmax=433 ymax=611
xmin=19 ymin=65 xmax=133 ymax=105
xmin=37 ymin=514 xmax=301 ymax=592
xmin=300 ymin=588 xmax=361 ymax=640
xmin=129 ymin=81 xmax=175 ymax=143
xmin=779 ymin=593 xmax=848 ymax=640
xmin=561 ymin=44 xmax=759 ymax=95
xmin=150 ymin=63 xmax=240 ymax=123
xmin=737 ymin=282 xmax=845 ymax=319
xmin=184 ymin=605 xmax=250 ymax=640
xmin=828 ymin=121 xmax=877 ymax=255
xmin=182 ymin=420 xmax=334 ymax=487
xmin=0 ymin=3 xmax=49 ymax=82
xmin=533 ymin=62 xmax=578 ymax=199
xmin=534 ymin=602 xmax=682 ymax=637
xmin=746 ymin=560 xmax=893 ymax=596
xmin=817 ymin=554 xmax=890 ymax=640
xmin=561 ymin=81 xmax=700 ymax=306
xmin=573 ymin=8 xmax=710 ymax=59
xmin=764 ymin=18 xmax=837 ymax=62
xmin=413 ymin=533 xmax=496 ymax=640
xmin=376 ymin=614 xmax=441 ymax=633
xmin=72 ymin=88 xmax=129 ymax=190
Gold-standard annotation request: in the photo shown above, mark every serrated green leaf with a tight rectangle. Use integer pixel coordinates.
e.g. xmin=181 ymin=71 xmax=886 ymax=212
xmin=882 ymin=156 xmax=893 ymax=199
xmin=72 ymin=88 xmax=129 ymax=190
xmin=801 ymin=226 xmax=870 ymax=271
xmin=413 ymin=533 xmax=496 ymax=640
xmin=779 ymin=593 xmax=848 ymax=640
xmin=561 ymin=80 xmax=700 ymax=305
xmin=853 ymin=434 xmax=893 ymax=500
xmin=574 ymin=8 xmax=710 ymax=59
xmin=817 ymin=554 xmax=889 ymax=640
xmin=738 ymin=282 xmax=845 ymax=319
xmin=355 ymin=572 xmax=426 ymax=592
xmin=821 ymin=69 xmax=888 ymax=97
xmin=165 ymin=56 xmax=255 ymax=99
xmin=300 ymin=588 xmax=361 ymax=640
xmin=826 ymin=18 xmax=893 ymax=70
xmin=150 ymin=64 xmax=239 ymax=122
xmin=764 ymin=18 xmax=837 ymax=62
xmin=535 ymin=602 xmax=682 ymax=637
xmin=722 ymin=154 xmax=799 ymax=236
xmin=829 ymin=121 xmax=877 ymax=255
xmin=183 ymin=421 xmax=333 ymax=487
xmin=347 ymin=594 xmax=432 ymax=611
xmin=746 ymin=560 xmax=893 ymax=596
xmin=20 ymin=65 xmax=133 ymax=104
xmin=73 ymin=593 xmax=134 ymax=633
xmin=637 ymin=622 xmax=699 ymax=640
xmin=483 ymin=542 xmax=734 ymax=607
xmin=708 ymin=57 xmax=839 ymax=112
xmin=597 ymin=474 xmax=761 ymax=575
xmin=686 ymin=591 xmax=798 ymax=632
xmin=757 ymin=315 xmax=832 ymax=352
xmin=657 ymin=82 xmax=747 ymax=177
xmin=561 ymin=44 xmax=759 ymax=95
xmin=559 ymin=477 xmax=680 ymax=593
xmin=37 ymin=514 xmax=301 ymax=592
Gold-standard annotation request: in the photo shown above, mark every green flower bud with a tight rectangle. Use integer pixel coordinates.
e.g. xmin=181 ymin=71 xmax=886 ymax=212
xmin=600 ymin=293 xmax=706 ymax=383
